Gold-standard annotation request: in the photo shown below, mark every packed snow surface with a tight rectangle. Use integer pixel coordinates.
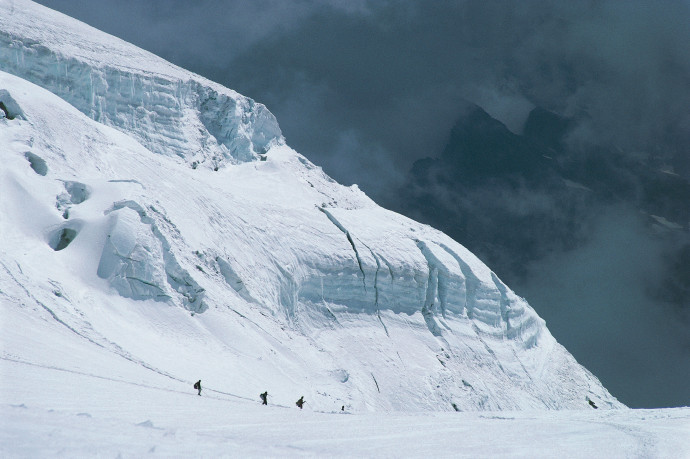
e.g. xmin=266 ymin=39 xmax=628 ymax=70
xmin=3 ymin=358 xmax=689 ymax=458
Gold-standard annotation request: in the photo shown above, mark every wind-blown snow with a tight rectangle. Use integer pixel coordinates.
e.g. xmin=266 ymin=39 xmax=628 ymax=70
xmin=0 ymin=5 xmax=629 ymax=451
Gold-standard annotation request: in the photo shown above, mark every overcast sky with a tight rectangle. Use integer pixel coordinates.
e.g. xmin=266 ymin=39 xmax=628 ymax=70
xmin=35 ymin=0 xmax=690 ymax=408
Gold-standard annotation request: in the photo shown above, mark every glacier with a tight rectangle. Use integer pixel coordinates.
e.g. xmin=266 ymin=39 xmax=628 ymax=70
xmin=0 ymin=0 xmax=283 ymax=167
xmin=0 ymin=0 xmax=620 ymax=414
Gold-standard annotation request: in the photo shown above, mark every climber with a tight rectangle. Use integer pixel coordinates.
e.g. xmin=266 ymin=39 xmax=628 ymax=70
xmin=194 ymin=380 xmax=202 ymax=396
xmin=296 ymin=396 xmax=305 ymax=409
xmin=260 ymin=391 xmax=268 ymax=405
xmin=587 ymin=397 xmax=598 ymax=409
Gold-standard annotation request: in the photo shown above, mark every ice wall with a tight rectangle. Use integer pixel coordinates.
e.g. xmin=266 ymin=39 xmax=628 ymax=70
xmin=0 ymin=11 xmax=283 ymax=168
xmin=269 ymin=205 xmax=543 ymax=346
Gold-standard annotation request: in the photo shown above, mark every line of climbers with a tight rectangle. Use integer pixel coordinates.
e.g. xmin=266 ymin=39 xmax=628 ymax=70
xmin=194 ymin=380 xmax=598 ymax=411
xmin=194 ymin=380 xmax=347 ymax=411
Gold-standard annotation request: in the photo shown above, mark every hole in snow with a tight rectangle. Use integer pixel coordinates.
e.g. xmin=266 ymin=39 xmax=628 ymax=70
xmin=0 ymin=101 xmax=13 ymax=120
xmin=48 ymin=227 xmax=79 ymax=251
xmin=329 ymin=369 xmax=350 ymax=383
xmin=63 ymin=181 xmax=90 ymax=204
xmin=0 ymin=90 xmax=24 ymax=120
xmin=24 ymin=152 xmax=48 ymax=176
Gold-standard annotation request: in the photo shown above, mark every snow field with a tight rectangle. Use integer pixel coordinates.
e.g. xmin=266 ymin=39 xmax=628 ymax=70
xmin=2 ymin=357 xmax=688 ymax=457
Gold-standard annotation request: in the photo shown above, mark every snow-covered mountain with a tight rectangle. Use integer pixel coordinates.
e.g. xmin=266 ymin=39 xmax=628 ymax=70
xmin=0 ymin=0 xmax=620 ymax=414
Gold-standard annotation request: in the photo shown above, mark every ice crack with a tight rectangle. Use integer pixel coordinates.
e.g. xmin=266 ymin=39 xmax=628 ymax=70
xmin=490 ymin=272 xmax=511 ymax=333
xmin=438 ymin=243 xmax=480 ymax=319
xmin=415 ymin=240 xmax=450 ymax=336
xmin=360 ymin=243 xmax=390 ymax=338
xmin=318 ymin=207 xmax=366 ymax=290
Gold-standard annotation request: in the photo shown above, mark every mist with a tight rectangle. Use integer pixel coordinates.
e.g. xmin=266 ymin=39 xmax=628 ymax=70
xmin=34 ymin=0 xmax=690 ymax=408
xmin=521 ymin=207 xmax=690 ymax=407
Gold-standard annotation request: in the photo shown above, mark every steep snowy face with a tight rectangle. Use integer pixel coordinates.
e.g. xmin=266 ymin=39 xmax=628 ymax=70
xmin=0 ymin=0 xmax=283 ymax=168
xmin=0 ymin=2 xmax=621 ymax=412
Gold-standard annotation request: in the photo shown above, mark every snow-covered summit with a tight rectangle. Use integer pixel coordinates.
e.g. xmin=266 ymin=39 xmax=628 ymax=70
xmin=0 ymin=1 xmax=621 ymax=412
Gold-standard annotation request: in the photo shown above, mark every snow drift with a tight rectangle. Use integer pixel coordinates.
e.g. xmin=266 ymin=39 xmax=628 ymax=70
xmin=0 ymin=0 xmax=620 ymax=412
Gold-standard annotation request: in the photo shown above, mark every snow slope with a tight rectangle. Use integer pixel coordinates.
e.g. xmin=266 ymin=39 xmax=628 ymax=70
xmin=3 ymin=358 xmax=689 ymax=457
xmin=1 ymin=0 xmax=620 ymax=418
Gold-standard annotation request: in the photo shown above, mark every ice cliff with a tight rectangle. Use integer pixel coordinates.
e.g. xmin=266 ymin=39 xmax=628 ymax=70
xmin=0 ymin=0 xmax=622 ymax=412
xmin=0 ymin=0 xmax=283 ymax=168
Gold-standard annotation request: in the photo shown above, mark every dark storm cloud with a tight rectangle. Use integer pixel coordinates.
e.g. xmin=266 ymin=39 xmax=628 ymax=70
xmin=35 ymin=0 xmax=323 ymax=64
xmin=221 ymin=0 xmax=690 ymax=193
